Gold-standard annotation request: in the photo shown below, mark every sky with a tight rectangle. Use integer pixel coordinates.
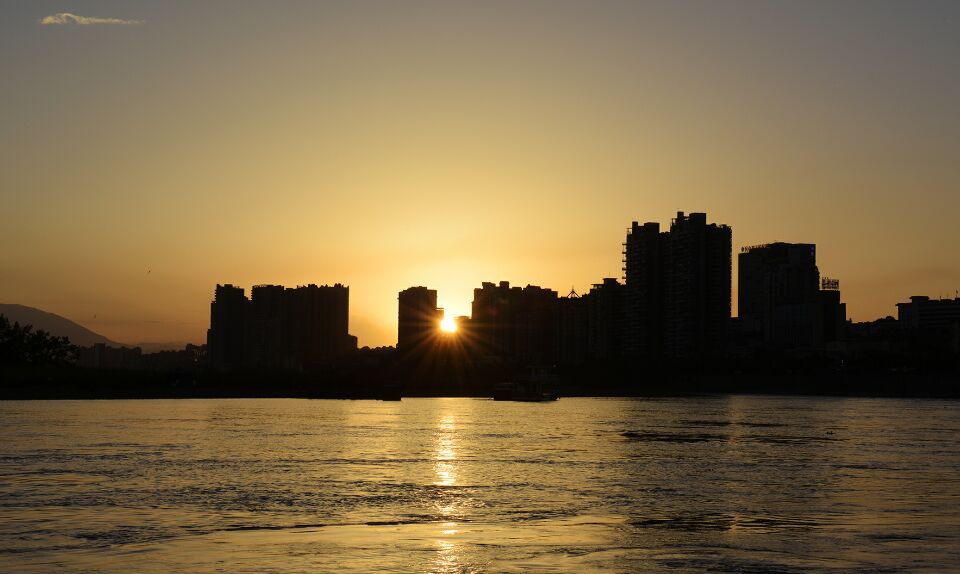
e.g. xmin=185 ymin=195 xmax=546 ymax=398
xmin=1 ymin=1 xmax=959 ymax=348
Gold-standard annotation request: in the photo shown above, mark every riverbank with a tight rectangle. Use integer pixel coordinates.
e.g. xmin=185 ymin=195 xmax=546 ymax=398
xmin=2 ymin=366 xmax=958 ymax=400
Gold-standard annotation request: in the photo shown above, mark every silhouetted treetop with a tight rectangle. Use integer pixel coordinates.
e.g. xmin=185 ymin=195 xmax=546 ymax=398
xmin=0 ymin=314 xmax=77 ymax=367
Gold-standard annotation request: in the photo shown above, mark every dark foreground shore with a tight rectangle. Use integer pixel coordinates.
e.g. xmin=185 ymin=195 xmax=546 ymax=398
xmin=2 ymin=366 xmax=958 ymax=400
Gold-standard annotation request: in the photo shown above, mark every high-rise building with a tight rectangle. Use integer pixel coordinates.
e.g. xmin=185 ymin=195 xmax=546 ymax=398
xmin=208 ymin=284 xmax=248 ymax=371
xmin=557 ymin=289 xmax=588 ymax=366
xmin=208 ymin=282 xmax=354 ymax=371
xmin=738 ymin=243 xmax=845 ymax=350
xmin=623 ymin=221 xmax=664 ymax=359
xmin=398 ymin=287 xmax=442 ymax=355
xmin=586 ymin=278 xmax=626 ymax=360
xmin=284 ymin=283 xmax=353 ymax=368
xmin=662 ymin=212 xmax=731 ymax=359
xmin=248 ymin=284 xmax=286 ymax=368
xmin=470 ymin=281 xmax=558 ymax=365
xmin=623 ymin=212 xmax=731 ymax=361
xmin=516 ymin=284 xmax=560 ymax=365
xmin=739 ymin=242 xmax=820 ymax=348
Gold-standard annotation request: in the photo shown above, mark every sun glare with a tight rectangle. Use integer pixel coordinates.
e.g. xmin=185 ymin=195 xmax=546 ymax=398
xmin=440 ymin=317 xmax=457 ymax=333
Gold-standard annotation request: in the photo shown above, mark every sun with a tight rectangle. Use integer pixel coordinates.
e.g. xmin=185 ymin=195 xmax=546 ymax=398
xmin=439 ymin=316 xmax=457 ymax=333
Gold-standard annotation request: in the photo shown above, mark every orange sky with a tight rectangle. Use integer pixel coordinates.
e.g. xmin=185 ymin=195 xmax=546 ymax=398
xmin=2 ymin=1 xmax=959 ymax=347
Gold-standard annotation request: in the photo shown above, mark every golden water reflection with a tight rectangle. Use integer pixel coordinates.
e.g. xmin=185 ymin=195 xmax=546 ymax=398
xmin=433 ymin=538 xmax=459 ymax=574
xmin=3 ymin=398 xmax=959 ymax=572
xmin=432 ymin=412 xmax=463 ymax=573
xmin=434 ymin=414 xmax=458 ymax=487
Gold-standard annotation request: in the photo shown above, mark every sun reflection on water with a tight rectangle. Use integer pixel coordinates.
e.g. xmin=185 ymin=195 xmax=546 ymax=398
xmin=433 ymin=539 xmax=460 ymax=574
xmin=431 ymin=413 xmax=464 ymax=572
xmin=434 ymin=414 xmax=458 ymax=487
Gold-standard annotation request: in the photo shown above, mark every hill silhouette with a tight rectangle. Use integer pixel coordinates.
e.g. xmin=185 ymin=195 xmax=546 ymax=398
xmin=0 ymin=304 xmax=118 ymax=347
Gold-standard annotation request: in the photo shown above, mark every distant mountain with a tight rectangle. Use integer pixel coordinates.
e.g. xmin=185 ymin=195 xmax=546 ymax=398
xmin=0 ymin=304 xmax=119 ymax=347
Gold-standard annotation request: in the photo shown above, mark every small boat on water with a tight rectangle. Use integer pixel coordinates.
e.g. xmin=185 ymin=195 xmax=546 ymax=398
xmin=493 ymin=367 xmax=559 ymax=402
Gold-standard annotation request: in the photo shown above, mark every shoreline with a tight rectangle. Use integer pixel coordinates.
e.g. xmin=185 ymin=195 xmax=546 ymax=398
xmin=3 ymin=366 xmax=957 ymax=401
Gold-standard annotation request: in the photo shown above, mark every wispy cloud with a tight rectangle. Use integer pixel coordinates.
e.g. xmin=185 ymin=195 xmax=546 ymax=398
xmin=39 ymin=12 xmax=143 ymax=26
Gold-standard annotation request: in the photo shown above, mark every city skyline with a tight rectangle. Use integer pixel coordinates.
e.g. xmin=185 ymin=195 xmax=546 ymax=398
xmin=3 ymin=1 xmax=960 ymax=348
xmin=4 ymin=4 xmax=960 ymax=572
xmin=4 ymin=210 xmax=958 ymax=350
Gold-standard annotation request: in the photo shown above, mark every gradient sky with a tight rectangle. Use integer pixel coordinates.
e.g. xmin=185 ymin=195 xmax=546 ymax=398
xmin=2 ymin=1 xmax=959 ymax=347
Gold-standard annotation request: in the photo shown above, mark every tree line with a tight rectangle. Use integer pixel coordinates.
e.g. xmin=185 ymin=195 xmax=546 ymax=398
xmin=0 ymin=315 xmax=77 ymax=367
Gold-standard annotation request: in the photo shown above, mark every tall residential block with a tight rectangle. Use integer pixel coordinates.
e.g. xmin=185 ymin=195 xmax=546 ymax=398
xmin=207 ymin=282 xmax=355 ymax=371
xmin=208 ymin=284 xmax=247 ymax=371
xmin=586 ymin=278 xmax=626 ymax=360
xmin=470 ymin=281 xmax=558 ymax=366
xmin=662 ymin=212 xmax=732 ymax=359
xmin=623 ymin=212 xmax=731 ymax=361
xmin=623 ymin=221 xmax=663 ymax=359
xmin=398 ymin=286 xmax=442 ymax=354
xmin=557 ymin=289 xmax=588 ymax=366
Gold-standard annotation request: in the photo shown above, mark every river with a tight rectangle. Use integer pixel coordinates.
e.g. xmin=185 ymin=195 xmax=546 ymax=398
xmin=1 ymin=396 xmax=958 ymax=572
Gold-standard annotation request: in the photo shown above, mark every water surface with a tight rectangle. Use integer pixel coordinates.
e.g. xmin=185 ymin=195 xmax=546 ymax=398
xmin=1 ymin=397 xmax=959 ymax=572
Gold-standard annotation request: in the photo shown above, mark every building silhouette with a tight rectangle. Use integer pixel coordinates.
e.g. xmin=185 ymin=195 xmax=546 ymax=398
xmin=897 ymin=295 xmax=960 ymax=353
xmin=586 ymin=278 xmax=626 ymax=360
xmin=284 ymin=284 xmax=353 ymax=368
xmin=739 ymin=242 xmax=820 ymax=348
xmin=77 ymin=343 xmax=143 ymax=370
xmin=897 ymin=296 xmax=960 ymax=331
xmin=247 ymin=284 xmax=286 ymax=369
xmin=819 ymin=278 xmax=845 ymax=346
xmin=623 ymin=221 xmax=664 ymax=360
xmin=470 ymin=281 xmax=558 ymax=366
xmin=208 ymin=284 xmax=247 ymax=370
xmin=557 ymin=289 xmax=588 ymax=366
xmin=397 ymin=287 xmax=442 ymax=355
xmin=622 ymin=212 xmax=731 ymax=361
xmin=738 ymin=243 xmax=845 ymax=350
xmin=663 ymin=212 xmax=731 ymax=359
xmin=207 ymin=283 xmax=355 ymax=371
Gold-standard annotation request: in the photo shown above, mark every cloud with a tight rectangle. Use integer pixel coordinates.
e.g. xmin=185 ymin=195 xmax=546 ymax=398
xmin=39 ymin=12 xmax=143 ymax=26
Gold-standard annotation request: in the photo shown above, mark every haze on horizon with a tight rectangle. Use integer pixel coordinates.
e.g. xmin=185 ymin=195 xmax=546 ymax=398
xmin=2 ymin=1 xmax=958 ymax=348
